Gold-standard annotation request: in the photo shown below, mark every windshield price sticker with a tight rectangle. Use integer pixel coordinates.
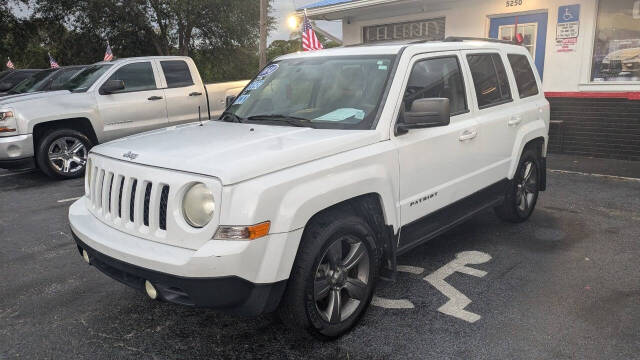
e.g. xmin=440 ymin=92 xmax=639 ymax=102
xmin=234 ymin=94 xmax=250 ymax=105
xmin=258 ymin=64 xmax=279 ymax=78
xmin=247 ymin=80 xmax=264 ymax=91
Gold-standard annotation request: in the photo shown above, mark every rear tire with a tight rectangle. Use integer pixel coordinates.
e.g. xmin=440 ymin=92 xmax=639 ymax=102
xmin=278 ymin=209 xmax=379 ymax=340
xmin=36 ymin=129 xmax=92 ymax=179
xmin=495 ymin=147 xmax=540 ymax=223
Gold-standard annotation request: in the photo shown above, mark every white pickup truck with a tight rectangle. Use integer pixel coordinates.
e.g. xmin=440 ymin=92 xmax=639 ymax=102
xmin=69 ymin=39 xmax=549 ymax=339
xmin=0 ymin=56 xmax=247 ymax=178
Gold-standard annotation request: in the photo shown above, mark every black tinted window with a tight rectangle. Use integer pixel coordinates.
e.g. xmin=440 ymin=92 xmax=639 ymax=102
xmin=404 ymin=56 xmax=468 ymax=116
xmin=507 ymin=54 xmax=539 ymax=98
xmin=161 ymin=60 xmax=194 ymax=88
xmin=467 ymin=54 xmax=512 ymax=108
xmin=106 ymin=62 xmax=156 ymax=92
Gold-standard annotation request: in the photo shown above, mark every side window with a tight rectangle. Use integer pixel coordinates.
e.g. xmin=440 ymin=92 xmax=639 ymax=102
xmin=467 ymin=54 xmax=512 ymax=109
xmin=105 ymin=62 xmax=156 ymax=93
xmin=403 ymin=56 xmax=468 ymax=116
xmin=507 ymin=54 xmax=539 ymax=99
xmin=161 ymin=60 xmax=194 ymax=88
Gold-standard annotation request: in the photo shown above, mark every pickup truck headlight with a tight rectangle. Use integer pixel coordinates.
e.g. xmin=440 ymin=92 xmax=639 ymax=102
xmin=182 ymin=183 xmax=215 ymax=228
xmin=0 ymin=111 xmax=14 ymax=121
xmin=0 ymin=111 xmax=17 ymax=133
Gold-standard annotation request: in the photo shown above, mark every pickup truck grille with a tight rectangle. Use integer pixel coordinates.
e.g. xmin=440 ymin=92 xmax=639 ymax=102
xmin=88 ymin=164 xmax=169 ymax=235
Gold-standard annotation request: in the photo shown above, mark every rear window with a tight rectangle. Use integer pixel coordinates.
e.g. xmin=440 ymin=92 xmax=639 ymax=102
xmin=507 ymin=54 xmax=539 ymax=99
xmin=467 ymin=54 xmax=512 ymax=109
xmin=161 ymin=60 xmax=194 ymax=88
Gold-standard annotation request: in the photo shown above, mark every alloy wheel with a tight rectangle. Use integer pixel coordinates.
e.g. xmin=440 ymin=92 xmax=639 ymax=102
xmin=47 ymin=136 xmax=88 ymax=175
xmin=314 ymin=235 xmax=370 ymax=324
xmin=516 ymin=161 xmax=537 ymax=215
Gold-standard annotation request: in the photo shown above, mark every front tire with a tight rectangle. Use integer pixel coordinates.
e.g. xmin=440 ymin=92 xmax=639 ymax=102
xmin=36 ymin=129 xmax=92 ymax=179
xmin=278 ymin=209 xmax=379 ymax=339
xmin=495 ymin=147 xmax=540 ymax=222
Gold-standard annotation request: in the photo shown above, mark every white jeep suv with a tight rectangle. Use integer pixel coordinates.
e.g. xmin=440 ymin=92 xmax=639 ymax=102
xmin=69 ymin=38 xmax=549 ymax=339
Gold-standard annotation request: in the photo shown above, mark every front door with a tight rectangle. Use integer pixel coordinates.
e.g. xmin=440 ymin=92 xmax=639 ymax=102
xmin=96 ymin=61 xmax=169 ymax=142
xmin=394 ymin=51 xmax=483 ymax=246
xmin=489 ymin=12 xmax=548 ymax=78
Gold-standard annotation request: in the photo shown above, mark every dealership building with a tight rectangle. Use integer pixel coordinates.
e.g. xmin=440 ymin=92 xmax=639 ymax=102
xmin=300 ymin=0 xmax=640 ymax=160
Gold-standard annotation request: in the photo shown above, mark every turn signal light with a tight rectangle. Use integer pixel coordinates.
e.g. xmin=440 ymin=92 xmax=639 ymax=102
xmin=214 ymin=221 xmax=271 ymax=240
xmin=0 ymin=127 xmax=16 ymax=133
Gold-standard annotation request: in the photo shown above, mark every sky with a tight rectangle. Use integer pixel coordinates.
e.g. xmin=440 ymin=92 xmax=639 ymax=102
xmin=269 ymin=0 xmax=343 ymax=44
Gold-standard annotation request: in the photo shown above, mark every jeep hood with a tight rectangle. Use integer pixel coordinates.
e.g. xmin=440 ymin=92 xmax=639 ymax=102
xmin=91 ymin=121 xmax=381 ymax=185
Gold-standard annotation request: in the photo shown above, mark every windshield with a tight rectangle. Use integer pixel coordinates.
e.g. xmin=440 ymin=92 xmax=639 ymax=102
xmin=63 ymin=64 xmax=112 ymax=92
xmin=222 ymin=55 xmax=396 ymax=129
xmin=9 ymin=69 xmax=57 ymax=94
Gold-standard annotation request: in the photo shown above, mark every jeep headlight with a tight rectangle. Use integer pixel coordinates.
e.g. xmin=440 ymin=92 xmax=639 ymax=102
xmin=182 ymin=183 xmax=215 ymax=228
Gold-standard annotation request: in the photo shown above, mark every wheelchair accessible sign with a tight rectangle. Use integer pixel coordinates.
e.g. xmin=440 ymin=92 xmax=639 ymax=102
xmin=556 ymin=5 xmax=580 ymax=52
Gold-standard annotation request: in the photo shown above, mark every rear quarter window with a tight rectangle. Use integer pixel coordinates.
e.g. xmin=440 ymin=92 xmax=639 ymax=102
xmin=507 ymin=54 xmax=539 ymax=99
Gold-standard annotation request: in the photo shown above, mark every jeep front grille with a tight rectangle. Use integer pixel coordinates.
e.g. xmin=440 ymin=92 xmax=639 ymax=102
xmin=88 ymin=164 xmax=169 ymax=234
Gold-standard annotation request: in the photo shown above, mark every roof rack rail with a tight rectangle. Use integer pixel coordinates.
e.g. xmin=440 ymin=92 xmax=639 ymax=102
xmin=443 ymin=36 xmax=516 ymax=45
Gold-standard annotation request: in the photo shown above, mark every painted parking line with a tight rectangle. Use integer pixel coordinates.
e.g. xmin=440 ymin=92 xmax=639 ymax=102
xmin=549 ymin=169 xmax=640 ymax=182
xmin=57 ymin=196 xmax=82 ymax=203
xmin=371 ymin=297 xmax=415 ymax=309
xmin=0 ymin=170 xmax=35 ymax=177
xmin=424 ymin=251 xmax=491 ymax=323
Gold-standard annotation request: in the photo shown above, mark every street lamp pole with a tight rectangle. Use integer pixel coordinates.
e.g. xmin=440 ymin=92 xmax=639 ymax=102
xmin=259 ymin=0 xmax=268 ymax=69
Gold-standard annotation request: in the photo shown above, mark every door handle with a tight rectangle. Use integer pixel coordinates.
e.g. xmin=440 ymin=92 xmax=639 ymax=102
xmin=508 ymin=115 xmax=523 ymax=127
xmin=458 ymin=129 xmax=478 ymax=141
xmin=147 ymin=96 xmax=163 ymax=101
xmin=189 ymin=92 xmax=203 ymax=96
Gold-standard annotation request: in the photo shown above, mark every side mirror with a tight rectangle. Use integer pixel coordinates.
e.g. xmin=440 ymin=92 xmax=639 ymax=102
xmin=225 ymin=95 xmax=236 ymax=107
xmin=0 ymin=82 xmax=13 ymax=92
xmin=100 ymin=79 xmax=125 ymax=94
xmin=396 ymin=98 xmax=450 ymax=135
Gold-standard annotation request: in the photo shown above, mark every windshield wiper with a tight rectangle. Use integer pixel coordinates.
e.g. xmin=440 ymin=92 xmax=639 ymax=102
xmin=246 ymin=114 xmax=314 ymax=128
xmin=219 ymin=111 xmax=245 ymax=123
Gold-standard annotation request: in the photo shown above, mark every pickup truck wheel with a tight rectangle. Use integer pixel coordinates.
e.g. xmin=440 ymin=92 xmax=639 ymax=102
xmin=278 ymin=210 xmax=379 ymax=339
xmin=495 ymin=148 xmax=540 ymax=223
xmin=36 ymin=129 xmax=92 ymax=179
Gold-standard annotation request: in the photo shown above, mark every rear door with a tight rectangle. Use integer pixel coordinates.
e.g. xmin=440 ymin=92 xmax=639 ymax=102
xmin=462 ymin=51 xmax=516 ymax=183
xmin=504 ymin=53 xmax=544 ymax=153
xmin=158 ymin=59 xmax=208 ymax=125
xmin=96 ymin=61 xmax=168 ymax=142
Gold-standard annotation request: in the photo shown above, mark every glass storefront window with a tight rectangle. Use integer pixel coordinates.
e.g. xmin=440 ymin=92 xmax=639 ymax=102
xmin=591 ymin=0 xmax=640 ymax=82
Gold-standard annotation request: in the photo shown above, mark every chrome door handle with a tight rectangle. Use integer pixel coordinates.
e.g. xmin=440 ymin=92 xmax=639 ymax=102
xmin=509 ymin=115 xmax=523 ymax=127
xmin=189 ymin=92 xmax=203 ymax=96
xmin=458 ymin=129 xmax=478 ymax=141
xmin=147 ymin=96 xmax=163 ymax=101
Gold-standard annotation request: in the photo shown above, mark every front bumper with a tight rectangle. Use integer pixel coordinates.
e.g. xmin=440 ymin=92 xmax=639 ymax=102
xmin=73 ymin=234 xmax=286 ymax=315
xmin=0 ymin=134 xmax=35 ymax=169
xmin=69 ymin=198 xmax=304 ymax=315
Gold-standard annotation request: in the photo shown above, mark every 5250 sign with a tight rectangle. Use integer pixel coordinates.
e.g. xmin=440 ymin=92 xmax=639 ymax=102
xmin=506 ymin=0 xmax=523 ymax=6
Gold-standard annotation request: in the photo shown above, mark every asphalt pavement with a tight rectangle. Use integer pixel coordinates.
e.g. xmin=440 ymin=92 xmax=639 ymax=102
xmin=1 ymin=160 xmax=639 ymax=360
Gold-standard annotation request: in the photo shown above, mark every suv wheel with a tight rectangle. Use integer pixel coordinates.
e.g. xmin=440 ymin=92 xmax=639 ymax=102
xmin=278 ymin=210 xmax=379 ymax=339
xmin=495 ymin=147 xmax=540 ymax=222
xmin=36 ymin=129 xmax=92 ymax=179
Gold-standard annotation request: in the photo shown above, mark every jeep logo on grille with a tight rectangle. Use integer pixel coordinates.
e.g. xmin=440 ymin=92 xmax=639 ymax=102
xmin=122 ymin=151 xmax=139 ymax=160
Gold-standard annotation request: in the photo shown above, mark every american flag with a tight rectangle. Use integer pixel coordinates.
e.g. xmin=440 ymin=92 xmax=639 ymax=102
xmin=301 ymin=13 xmax=323 ymax=51
xmin=48 ymin=53 xmax=60 ymax=69
xmin=6 ymin=57 xmax=15 ymax=69
xmin=104 ymin=41 xmax=113 ymax=61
